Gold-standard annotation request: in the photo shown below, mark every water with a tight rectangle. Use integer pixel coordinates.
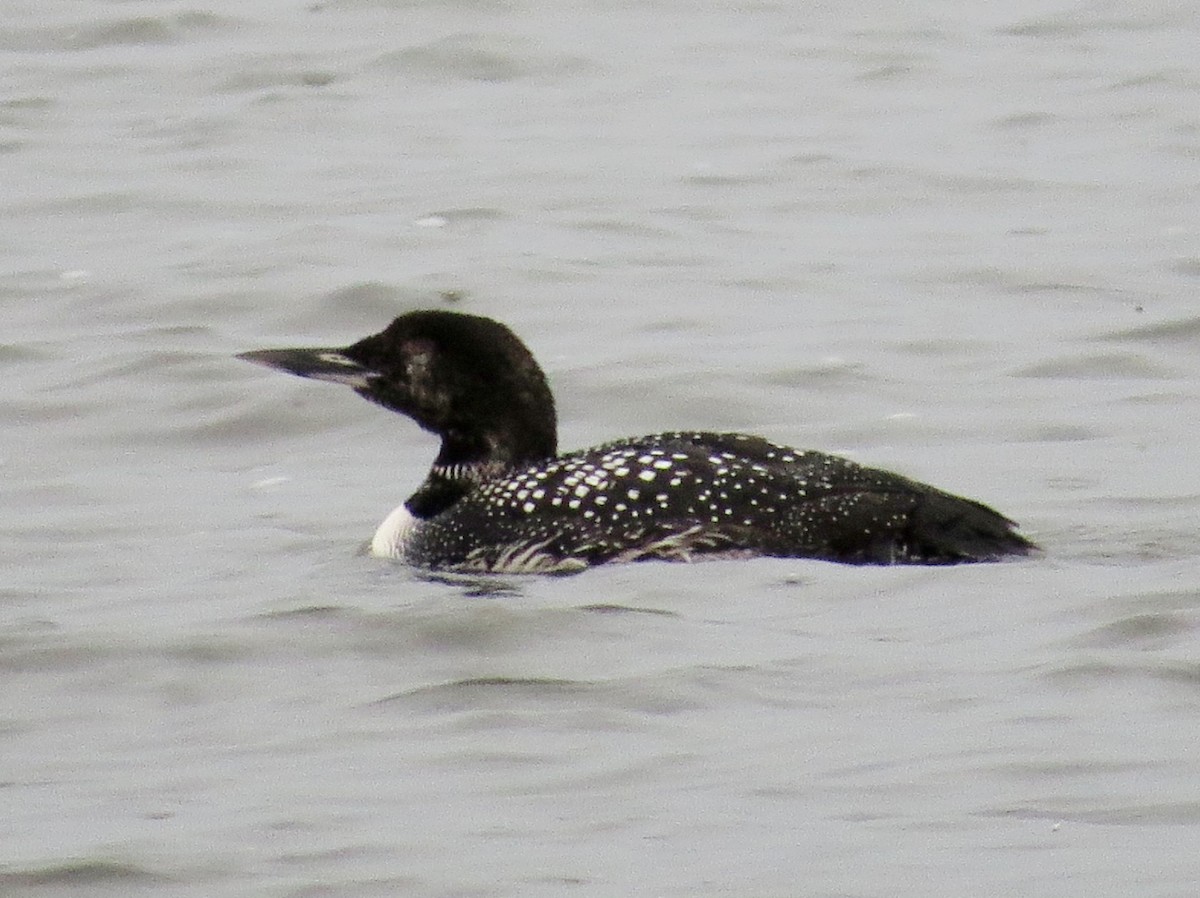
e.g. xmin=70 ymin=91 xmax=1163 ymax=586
xmin=4 ymin=1 xmax=1200 ymax=896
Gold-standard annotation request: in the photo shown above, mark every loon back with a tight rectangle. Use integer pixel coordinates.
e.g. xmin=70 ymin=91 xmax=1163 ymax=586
xmin=239 ymin=310 xmax=1038 ymax=573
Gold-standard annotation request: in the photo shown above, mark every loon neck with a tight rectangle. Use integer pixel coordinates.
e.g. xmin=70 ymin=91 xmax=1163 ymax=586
xmin=406 ymin=460 xmax=508 ymax=519
xmin=430 ymin=423 xmax=555 ymax=473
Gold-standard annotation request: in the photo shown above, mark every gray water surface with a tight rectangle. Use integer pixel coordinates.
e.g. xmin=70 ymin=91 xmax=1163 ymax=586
xmin=4 ymin=2 xmax=1200 ymax=896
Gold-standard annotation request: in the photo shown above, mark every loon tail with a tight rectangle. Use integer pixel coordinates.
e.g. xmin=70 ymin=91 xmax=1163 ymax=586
xmin=903 ymin=491 xmax=1038 ymax=564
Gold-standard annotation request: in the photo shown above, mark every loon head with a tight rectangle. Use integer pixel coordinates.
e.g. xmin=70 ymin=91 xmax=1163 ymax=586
xmin=239 ymin=310 xmax=558 ymax=469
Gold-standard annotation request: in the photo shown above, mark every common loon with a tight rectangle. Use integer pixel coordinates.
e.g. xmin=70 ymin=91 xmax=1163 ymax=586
xmin=239 ymin=310 xmax=1037 ymax=574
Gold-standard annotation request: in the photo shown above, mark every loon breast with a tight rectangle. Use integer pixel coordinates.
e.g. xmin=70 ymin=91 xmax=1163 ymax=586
xmin=239 ymin=310 xmax=1038 ymax=574
xmin=371 ymin=502 xmax=417 ymax=559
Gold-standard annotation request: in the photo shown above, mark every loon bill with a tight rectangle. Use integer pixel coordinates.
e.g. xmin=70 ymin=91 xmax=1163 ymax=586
xmin=239 ymin=310 xmax=1037 ymax=574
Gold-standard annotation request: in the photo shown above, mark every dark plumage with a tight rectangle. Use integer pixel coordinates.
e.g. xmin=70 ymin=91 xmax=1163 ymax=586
xmin=239 ymin=310 xmax=1037 ymax=574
